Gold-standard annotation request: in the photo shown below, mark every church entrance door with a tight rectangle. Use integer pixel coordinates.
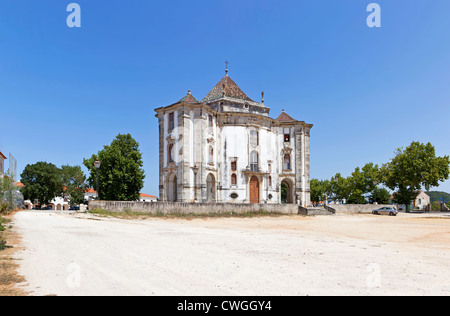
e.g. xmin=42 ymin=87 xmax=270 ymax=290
xmin=281 ymin=179 xmax=293 ymax=204
xmin=249 ymin=176 xmax=259 ymax=204
xmin=168 ymin=174 xmax=178 ymax=202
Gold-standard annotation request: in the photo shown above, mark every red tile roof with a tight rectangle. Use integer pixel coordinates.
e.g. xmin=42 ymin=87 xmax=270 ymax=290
xmin=276 ymin=110 xmax=297 ymax=123
xmin=140 ymin=193 xmax=157 ymax=198
xmin=202 ymin=75 xmax=254 ymax=103
xmin=177 ymin=90 xmax=200 ymax=103
xmin=0 ymin=152 xmax=7 ymax=159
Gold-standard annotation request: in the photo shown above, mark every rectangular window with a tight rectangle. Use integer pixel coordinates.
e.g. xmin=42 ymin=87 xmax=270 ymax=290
xmin=284 ymin=134 xmax=290 ymax=142
xmin=283 ymin=128 xmax=291 ymax=143
xmin=284 ymin=128 xmax=290 ymax=142
xmin=168 ymin=144 xmax=174 ymax=164
xmin=209 ymin=115 xmax=213 ymax=129
xmin=168 ymin=112 xmax=175 ymax=132
xmin=284 ymin=154 xmax=291 ymax=171
xmin=209 ymin=147 xmax=214 ymax=165
xmin=250 ymin=151 xmax=258 ymax=172
xmin=231 ymin=161 xmax=237 ymax=172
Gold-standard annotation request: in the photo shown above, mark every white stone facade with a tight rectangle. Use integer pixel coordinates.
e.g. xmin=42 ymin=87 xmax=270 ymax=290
xmin=154 ymin=74 xmax=313 ymax=206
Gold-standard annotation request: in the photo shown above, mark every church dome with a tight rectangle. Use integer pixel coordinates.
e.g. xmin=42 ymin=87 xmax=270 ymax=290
xmin=201 ymin=75 xmax=254 ymax=103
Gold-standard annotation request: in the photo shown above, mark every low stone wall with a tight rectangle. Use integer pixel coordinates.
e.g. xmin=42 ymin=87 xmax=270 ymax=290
xmin=326 ymin=204 xmax=392 ymax=214
xmin=88 ymin=200 xmax=300 ymax=215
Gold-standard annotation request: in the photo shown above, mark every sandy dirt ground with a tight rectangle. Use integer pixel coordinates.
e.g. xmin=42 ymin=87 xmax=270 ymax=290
xmin=11 ymin=211 xmax=450 ymax=296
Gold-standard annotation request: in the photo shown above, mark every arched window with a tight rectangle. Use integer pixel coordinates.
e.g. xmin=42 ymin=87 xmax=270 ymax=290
xmin=250 ymin=151 xmax=259 ymax=172
xmin=231 ymin=173 xmax=237 ymax=186
xmin=268 ymin=176 xmax=272 ymax=188
xmin=283 ymin=154 xmax=291 ymax=171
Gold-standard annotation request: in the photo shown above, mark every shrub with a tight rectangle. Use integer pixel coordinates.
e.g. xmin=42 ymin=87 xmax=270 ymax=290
xmin=0 ymin=216 xmax=12 ymax=251
xmin=0 ymin=203 xmax=9 ymax=215
xmin=0 ymin=238 xmax=6 ymax=251
xmin=431 ymin=201 xmax=442 ymax=211
xmin=0 ymin=237 xmax=11 ymax=251
xmin=0 ymin=217 xmax=5 ymax=231
xmin=0 ymin=216 xmax=11 ymax=232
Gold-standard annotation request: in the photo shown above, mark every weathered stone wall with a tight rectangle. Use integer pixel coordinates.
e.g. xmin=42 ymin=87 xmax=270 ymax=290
xmin=326 ymin=204 xmax=393 ymax=214
xmin=88 ymin=201 xmax=300 ymax=215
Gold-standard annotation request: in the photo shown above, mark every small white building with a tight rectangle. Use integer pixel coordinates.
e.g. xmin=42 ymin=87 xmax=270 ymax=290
xmin=389 ymin=190 xmax=431 ymax=211
xmin=49 ymin=196 xmax=70 ymax=211
xmin=84 ymin=188 xmax=98 ymax=202
xmin=140 ymin=193 xmax=158 ymax=202
xmin=413 ymin=191 xmax=431 ymax=210
xmin=23 ymin=196 xmax=70 ymax=210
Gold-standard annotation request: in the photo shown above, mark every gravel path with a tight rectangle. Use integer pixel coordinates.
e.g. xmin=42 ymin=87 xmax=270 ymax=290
xmin=13 ymin=211 xmax=450 ymax=296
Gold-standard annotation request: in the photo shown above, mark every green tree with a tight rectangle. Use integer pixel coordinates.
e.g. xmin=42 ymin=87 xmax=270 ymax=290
xmin=346 ymin=163 xmax=380 ymax=204
xmin=372 ymin=187 xmax=391 ymax=204
xmin=381 ymin=142 xmax=450 ymax=211
xmin=61 ymin=165 xmax=86 ymax=206
xmin=329 ymin=173 xmax=350 ymax=203
xmin=20 ymin=162 xmax=63 ymax=207
xmin=83 ymin=134 xmax=145 ymax=201
xmin=391 ymin=187 xmax=418 ymax=208
xmin=347 ymin=167 xmax=365 ymax=204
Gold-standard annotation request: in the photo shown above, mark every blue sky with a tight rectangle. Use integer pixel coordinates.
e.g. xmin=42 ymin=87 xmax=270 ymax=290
xmin=1 ymin=0 xmax=449 ymax=196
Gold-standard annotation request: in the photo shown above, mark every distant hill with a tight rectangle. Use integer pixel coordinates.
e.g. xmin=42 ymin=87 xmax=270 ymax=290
xmin=426 ymin=191 xmax=450 ymax=203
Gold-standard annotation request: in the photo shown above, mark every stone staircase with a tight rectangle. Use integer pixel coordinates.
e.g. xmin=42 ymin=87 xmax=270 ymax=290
xmin=298 ymin=206 xmax=335 ymax=216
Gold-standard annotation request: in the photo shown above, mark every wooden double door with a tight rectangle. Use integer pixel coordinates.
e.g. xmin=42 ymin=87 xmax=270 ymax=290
xmin=249 ymin=176 xmax=260 ymax=204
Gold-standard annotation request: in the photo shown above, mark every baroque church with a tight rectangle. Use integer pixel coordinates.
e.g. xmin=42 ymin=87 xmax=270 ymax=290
xmin=154 ymin=69 xmax=313 ymax=207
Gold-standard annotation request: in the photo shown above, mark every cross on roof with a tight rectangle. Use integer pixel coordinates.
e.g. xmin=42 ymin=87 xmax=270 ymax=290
xmin=225 ymin=60 xmax=229 ymax=75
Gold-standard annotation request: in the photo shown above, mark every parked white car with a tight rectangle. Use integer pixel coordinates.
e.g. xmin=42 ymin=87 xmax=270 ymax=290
xmin=372 ymin=206 xmax=398 ymax=216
